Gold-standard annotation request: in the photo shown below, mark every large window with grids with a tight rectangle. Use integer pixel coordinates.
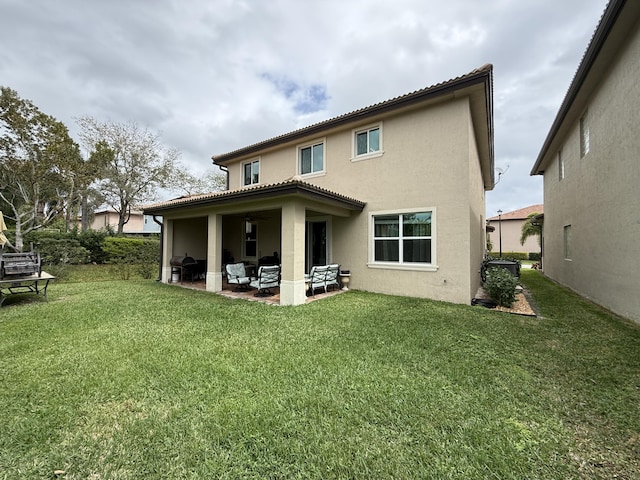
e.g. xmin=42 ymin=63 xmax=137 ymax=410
xmin=372 ymin=211 xmax=433 ymax=264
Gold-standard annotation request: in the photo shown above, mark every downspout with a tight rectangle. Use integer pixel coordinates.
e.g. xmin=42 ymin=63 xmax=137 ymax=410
xmin=153 ymin=215 xmax=164 ymax=281
xmin=219 ymin=165 xmax=229 ymax=190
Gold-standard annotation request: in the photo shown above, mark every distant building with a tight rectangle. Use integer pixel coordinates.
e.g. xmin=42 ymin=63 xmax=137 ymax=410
xmin=82 ymin=210 xmax=161 ymax=235
xmin=487 ymin=204 xmax=543 ymax=256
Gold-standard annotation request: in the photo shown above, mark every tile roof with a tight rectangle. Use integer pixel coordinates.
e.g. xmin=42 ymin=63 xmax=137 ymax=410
xmin=487 ymin=204 xmax=544 ymax=221
xmin=213 ymin=64 xmax=493 ymax=165
xmin=143 ymin=176 xmax=366 ymax=214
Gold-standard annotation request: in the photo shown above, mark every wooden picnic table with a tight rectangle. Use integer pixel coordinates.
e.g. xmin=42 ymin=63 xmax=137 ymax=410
xmin=0 ymin=272 xmax=55 ymax=307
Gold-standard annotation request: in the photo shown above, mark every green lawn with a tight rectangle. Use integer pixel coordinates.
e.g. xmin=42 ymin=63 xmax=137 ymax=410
xmin=1 ymin=270 xmax=638 ymax=479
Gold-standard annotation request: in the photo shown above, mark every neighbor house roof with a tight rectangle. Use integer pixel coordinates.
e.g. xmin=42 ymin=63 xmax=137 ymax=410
xmin=143 ymin=176 xmax=366 ymax=215
xmin=487 ymin=204 xmax=544 ymax=221
xmin=531 ymin=0 xmax=637 ymax=175
xmin=213 ymin=64 xmax=495 ymax=189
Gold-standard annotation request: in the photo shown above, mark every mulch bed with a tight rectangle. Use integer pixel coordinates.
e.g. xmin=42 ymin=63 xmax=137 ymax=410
xmin=473 ymin=285 xmax=537 ymax=316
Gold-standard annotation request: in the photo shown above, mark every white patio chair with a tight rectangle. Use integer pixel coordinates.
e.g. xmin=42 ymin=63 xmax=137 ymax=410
xmin=225 ymin=262 xmax=254 ymax=291
xmin=250 ymin=265 xmax=281 ymax=297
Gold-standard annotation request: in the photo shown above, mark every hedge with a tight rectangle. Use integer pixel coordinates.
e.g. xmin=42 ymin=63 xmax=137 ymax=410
xmin=103 ymin=237 xmax=160 ymax=279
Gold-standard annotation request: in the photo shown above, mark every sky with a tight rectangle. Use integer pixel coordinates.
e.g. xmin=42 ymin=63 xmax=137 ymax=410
xmin=0 ymin=0 xmax=608 ymax=217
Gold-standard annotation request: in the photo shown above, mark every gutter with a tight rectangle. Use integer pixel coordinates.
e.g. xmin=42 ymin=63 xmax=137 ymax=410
xmin=153 ymin=215 xmax=163 ymax=281
xmin=219 ymin=165 xmax=229 ymax=190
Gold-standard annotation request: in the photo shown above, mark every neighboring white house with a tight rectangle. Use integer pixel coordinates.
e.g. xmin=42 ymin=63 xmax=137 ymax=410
xmin=531 ymin=0 xmax=640 ymax=323
xmin=145 ymin=65 xmax=494 ymax=306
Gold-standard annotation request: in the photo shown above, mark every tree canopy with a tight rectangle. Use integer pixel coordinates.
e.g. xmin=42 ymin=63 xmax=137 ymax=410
xmin=0 ymin=86 xmax=83 ymax=251
xmin=520 ymin=212 xmax=542 ymax=247
xmin=76 ymin=116 xmax=180 ymax=235
xmin=2 ymin=89 xmax=227 ymax=244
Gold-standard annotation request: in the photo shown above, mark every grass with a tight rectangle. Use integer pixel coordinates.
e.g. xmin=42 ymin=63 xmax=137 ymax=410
xmin=0 ymin=269 xmax=638 ymax=479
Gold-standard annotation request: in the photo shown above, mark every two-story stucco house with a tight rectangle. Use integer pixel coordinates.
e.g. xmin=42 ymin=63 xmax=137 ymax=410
xmin=531 ymin=0 xmax=640 ymax=323
xmin=144 ymin=65 xmax=494 ymax=306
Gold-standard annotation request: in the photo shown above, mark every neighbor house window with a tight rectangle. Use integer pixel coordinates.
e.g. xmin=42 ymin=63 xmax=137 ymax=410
xmin=243 ymin=159 xmax=260 ymax=186
xmin=299 ymin=141 xmax=324 ymax=175
xmin=558 ymin=148 xmax=564 ymax=180
xmin=373 ymin=211 xmax=432 ymax=264
xmin=354 ymin=124 xmax=382 ymax=158
xmin=244 ymin=221 xmax=257 ymax=258
xmin=563 ymin=225 xmax=572 ymax=260
xmin=580 ymin=111 xmax=590 ymax=157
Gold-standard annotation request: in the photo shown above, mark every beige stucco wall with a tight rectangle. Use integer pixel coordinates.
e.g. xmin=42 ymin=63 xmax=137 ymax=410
xmin=89 ymin=212 xmax=146 ymax=233
xmin=542 ymin=21 xmax=640 ymax=323
xmin=224 ymin=96 xmax=486 ymax=304
xmin=487 ymin=219 xmax=541 ymax=255
xmin=172 ymin=217 xmax=207 ymax=260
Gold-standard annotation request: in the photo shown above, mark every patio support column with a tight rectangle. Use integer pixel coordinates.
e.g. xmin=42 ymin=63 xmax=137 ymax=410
xmin=161 ymin=219 xmax=174 ymax=283
xmin=206 ymin=213 xmax=223 ymax=292
xmin=280 ymin=202 xmax=306 ymax=305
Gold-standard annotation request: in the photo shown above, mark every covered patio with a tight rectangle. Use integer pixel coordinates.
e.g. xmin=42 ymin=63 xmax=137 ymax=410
xmin=144 ymin=178 xmax=365 ymax=306
xmin=168 ymin=276 xmax=346 ymax=305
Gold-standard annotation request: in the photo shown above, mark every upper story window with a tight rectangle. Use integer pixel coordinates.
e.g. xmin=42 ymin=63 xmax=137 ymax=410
xmin=299 ymin=140 xmax=324 ymax=175
xmin=580 ymin=110 xmax=590 ymax=158
xmin=558 ymin=148 xmax=564 ymax=181
xmin=243 ymin=158 xmax=260 ymax=186
xmin=353 ymin=123 xmax=382 ymax=160
xmin=372 ymin=211 xmax=433 ymax=265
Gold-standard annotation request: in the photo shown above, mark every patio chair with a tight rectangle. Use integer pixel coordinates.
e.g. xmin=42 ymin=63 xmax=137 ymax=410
xmin=225 ymin=262 xmax=254 ymax=291
xmin=325 ymin=264 xmax=340 ymax=292
xmin=249 ymin=265 xmax=281 ymax=297
xmin=308 ymin=264 xmax=341 ymax=296
xmin=308 ymin=265 xmax=329 ymax=297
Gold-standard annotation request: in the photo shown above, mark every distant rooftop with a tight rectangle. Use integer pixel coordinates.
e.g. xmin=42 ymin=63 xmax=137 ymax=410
xmin=488 ymin=204 xmax=543 ymax=221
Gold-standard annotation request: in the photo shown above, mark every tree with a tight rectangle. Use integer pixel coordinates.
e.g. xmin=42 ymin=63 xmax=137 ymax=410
xmin=169 ymin=169 xmax=227 ymax=197
xmin=520 ymin=212 xmax=542 ymax=251
xmin=0 ymin=87 xmax=83 ymax=251
xmin=77 ymin=116 xmax=180 ymax=234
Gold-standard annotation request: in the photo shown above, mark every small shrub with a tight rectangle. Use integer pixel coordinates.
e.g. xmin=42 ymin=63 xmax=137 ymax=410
xmin=484 ymin=267 xmax=518 ymax=307
xmin=528 ymin=252 xmax=541 ymax=261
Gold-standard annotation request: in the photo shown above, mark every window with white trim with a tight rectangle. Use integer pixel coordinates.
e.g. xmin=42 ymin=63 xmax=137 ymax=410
xmin=354 ymin=124 xmax=381 ymax=158
xmin=299 ymin=141 xmax=324 ymax=175
xmin=243 ymin=159 xmax=260 ymax=186
xmin=373 ymin=212 xmax=432 ymax=264
xmin=244 ymin=221 xmax=257 ymax=259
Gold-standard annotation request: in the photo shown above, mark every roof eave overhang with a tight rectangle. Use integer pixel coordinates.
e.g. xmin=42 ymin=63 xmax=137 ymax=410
xmin=531 ymin=0 xmax=630 ymax=176
xmin=143 ymin=181 xmax=366 ymax=216
xmin=213 ymin=66 xmax=495 ymax=190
